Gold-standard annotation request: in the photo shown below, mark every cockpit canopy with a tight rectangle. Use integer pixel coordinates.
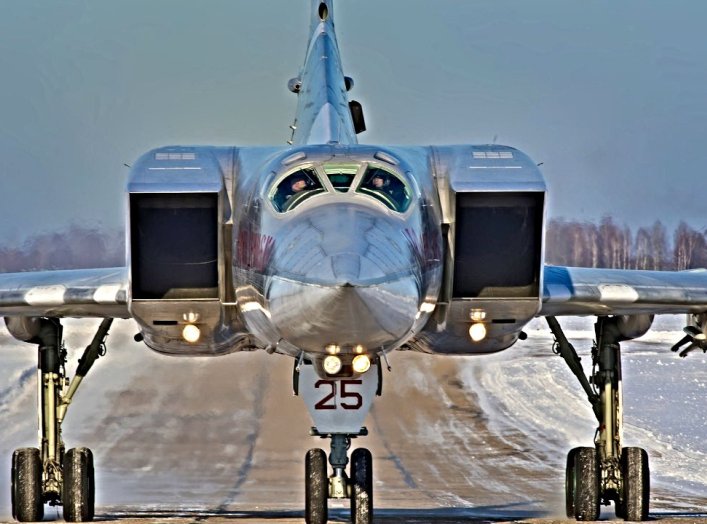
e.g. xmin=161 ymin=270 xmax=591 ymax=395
xmin=271 ymin=168 xmax=324 ymax=212
xmin=270 ymin=162 xmax=412 ymax=213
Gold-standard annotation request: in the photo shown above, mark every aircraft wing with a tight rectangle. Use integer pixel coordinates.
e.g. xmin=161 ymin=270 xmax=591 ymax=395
xmin=0 ymin=267 xmax=129 ymax=318
xmin=541 ymin=265 xmax=707 ymax=316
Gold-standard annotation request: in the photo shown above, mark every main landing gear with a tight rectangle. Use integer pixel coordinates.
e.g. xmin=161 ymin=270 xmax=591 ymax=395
xmin=548 ymin=316 xmax=650 ymax=521
xmin=9 ymin=317 xmax=112 ymax=522
xmin=305 ymin=429 xmax=373 ymax=524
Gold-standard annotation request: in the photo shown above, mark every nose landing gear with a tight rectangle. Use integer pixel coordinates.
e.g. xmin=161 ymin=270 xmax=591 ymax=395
xmin=297 ymin=359 xmax=381 ymax=524
xmin=304 ymin=429 xmax=373 ymax=524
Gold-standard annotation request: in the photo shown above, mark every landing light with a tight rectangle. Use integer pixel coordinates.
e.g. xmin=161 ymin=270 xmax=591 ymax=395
xmin=183 ymin=311 xmax=200 ymax=323
xmin=323 ymin=355 xmax=342 ymax=375
xmin=470 ymin=309 xmax=486 ymax=322
xmin=352 ymin=354 xmax=371 ymax=374
xmin=182 ymin=324 xmax=201 ymax=344
xmin=469 ymin=323 xmax=487 ymax=342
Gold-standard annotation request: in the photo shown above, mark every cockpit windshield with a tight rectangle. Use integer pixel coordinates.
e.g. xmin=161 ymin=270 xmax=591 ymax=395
xmin=271 ymin=168 xmax=325 ymax=212
xmin=357 ymin=166 xmax=411 ymax=212
xmin=269 ymin=161 xmax=413 ymax=214
xmin=323 ymin=163 xmax=359 ymax=192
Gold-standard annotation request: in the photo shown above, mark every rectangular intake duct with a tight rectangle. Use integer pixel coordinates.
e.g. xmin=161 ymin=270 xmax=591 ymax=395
xmin=453 ymin=192 xmax=544 ymax=299
xmin=130 ymin=193 xmax=218 ymax=299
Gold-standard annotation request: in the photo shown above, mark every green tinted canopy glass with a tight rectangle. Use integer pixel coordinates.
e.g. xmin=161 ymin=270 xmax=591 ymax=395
xmin=323 ymin=163 xmax=360 ymax=192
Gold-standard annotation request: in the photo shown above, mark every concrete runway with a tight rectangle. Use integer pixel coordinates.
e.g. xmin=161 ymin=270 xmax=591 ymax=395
xmin=2 ymin=320 xmax=707 ymax=523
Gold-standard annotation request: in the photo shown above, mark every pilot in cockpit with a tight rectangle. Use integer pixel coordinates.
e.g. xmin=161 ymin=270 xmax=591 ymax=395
xmin=364 ymin=169 xmax=407 ymax=209
xmin=276 ymin=175 xmax=307 ymax=209
xmin=290 ymin=176 xmax=308 ymax=195
xmin=273 ymin=169 xmax=323 ymax=212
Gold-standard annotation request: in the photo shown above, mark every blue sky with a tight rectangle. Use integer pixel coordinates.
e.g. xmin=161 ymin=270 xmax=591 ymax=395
xmin=0 ymin=0 xmax=706 ymax=243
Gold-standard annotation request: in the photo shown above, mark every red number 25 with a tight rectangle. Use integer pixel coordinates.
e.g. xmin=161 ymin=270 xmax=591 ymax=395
xmin=314 ymin=380 xmax=363 ymax=410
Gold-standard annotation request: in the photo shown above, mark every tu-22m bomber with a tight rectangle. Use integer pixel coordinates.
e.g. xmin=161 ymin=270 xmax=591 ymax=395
xmin=1 ymin=1 xmax=707 ymax=523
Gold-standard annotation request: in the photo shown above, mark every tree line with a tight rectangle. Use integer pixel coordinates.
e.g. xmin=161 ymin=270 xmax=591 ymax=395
xmin=0 ymin=218 xmax=704 ymax=272
xmin=546 ymin=218 xmax=707 ymax=270
xmin=0 ymin=226 xmax=124 ymax=272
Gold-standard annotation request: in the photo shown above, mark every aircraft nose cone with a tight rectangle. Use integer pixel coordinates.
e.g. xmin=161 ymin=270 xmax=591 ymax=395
xmin=307 ymin=252 xmax=386 ymax=287
xmin=266 ymin=272 xmax=420 ymax=352
xmin=263 ymin=202 xmax=423 ymax=351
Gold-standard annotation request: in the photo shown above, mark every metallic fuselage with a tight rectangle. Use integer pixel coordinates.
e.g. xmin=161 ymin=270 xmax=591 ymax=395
xmin=124 ymin=0 xmax=547 ymax=364
xmin=232 ymin=146 xmax=443 ymax=365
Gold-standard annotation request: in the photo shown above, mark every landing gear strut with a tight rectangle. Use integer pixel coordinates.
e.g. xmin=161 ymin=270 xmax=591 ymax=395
xmin=548 ymin=316 xmax=650 ymax=521
xmin=297 ymin=359 xmax=380 ymax=524
xmin=9 ymin=317 xmax=111 ymax=522
xmin=305 ymin=428 xmax=372 ymax=524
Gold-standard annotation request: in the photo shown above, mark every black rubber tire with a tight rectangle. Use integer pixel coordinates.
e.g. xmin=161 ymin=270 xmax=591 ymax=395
xmin=11 ymin=448 xmax=44 ymax=522
xmin=565 ymin=447 xmax=580 ymax=518
xmin=570 ymin=447 xmax=600 ymax=521
xmin=305 ymin=448 xmax=328 ymax=524
xmin=350 ymin=448 xmax=373 ymax=524
xmin=621 ymin=447 xmax=649 ymax=521
xmin=63 ymin=447 xmax=95 ymax=522
xmin=616 ymin=497 xmax=627 ymax=520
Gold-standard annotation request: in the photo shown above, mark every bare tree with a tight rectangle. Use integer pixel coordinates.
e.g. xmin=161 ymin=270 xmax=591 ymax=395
xmin=674 ymin=222 xmax=707 ymax=270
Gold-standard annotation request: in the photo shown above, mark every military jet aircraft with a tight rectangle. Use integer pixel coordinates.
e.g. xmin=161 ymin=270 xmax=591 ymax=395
xmin=2 ymin=1 xmax=707 ymax=523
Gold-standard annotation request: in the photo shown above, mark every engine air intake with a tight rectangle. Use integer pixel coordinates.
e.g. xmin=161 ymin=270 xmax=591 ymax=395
xmin=130 ymin=193 xmax=218 ymax=300
xmin=453 ymin=192 xmax=543 ymax=298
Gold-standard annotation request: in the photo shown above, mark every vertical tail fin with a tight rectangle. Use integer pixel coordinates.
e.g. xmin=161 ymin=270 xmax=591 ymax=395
xmin=289 ymin=0 xmax=359 ymax=146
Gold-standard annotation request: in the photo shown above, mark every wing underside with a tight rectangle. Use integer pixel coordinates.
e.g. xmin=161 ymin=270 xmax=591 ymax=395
xmin=0 ymin=267 xmax=129 ymax=318
xmin=542 ymin=266 xmax=707 ymax=316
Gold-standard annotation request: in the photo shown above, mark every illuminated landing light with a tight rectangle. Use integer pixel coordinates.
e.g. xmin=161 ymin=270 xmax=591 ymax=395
xmin=354 ymin=344 xmax=365 ymax=354
xmin=352 ymin=354 xmax=371 ymax=374
xmin=323 ymin=355 xmax=342 ymax=375
xmin=182 ymin=324 xmax=201 ymax=344
xmin=469 ymin=323 xmax=487 ymax=342
xmin=183 ymin=311 xmax=200 ymax=323
xmin=470 ymin=309 xmax=486 ymax=322
xmin=326 ymin=344 xmax=341 ymax=355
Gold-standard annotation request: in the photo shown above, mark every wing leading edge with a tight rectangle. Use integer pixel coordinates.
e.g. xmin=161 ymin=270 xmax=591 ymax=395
xmin=542 ymin=265 xmax=707 ymax=317
xmin=0 ymin=267 xmax=129 ymax=318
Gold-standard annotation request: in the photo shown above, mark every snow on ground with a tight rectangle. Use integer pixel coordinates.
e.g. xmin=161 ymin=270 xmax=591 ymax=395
xmin=1 ymin=315 xmax=707 ymax=516
xmin=459 ymin=315 xmax=707 ymax=510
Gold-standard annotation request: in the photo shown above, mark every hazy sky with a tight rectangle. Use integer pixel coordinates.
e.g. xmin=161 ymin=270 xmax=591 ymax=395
xmin=0 ymin=0 xmax=706 ymax=244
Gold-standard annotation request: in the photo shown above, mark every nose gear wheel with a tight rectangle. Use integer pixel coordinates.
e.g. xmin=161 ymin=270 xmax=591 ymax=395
xmin=305 ymin=448 xmax=328 ymax=524
xmin=350 ymin=448 xmax=373 ymax=524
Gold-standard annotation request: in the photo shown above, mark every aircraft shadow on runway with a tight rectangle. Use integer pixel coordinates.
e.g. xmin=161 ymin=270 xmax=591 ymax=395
xmin=87 ymin=506 xmax=707 ymax=523
xmin=94 ymin=501 xmax=546 ymax=522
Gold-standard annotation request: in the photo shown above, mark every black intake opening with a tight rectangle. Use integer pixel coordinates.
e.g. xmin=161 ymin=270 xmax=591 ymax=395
xmin=318 ymin=2 xmax=329 ymax=21
xmin=131 ymin=193 xmax=218 ymax=300
xmin=453 ymin=192 xmax=543 ymax=298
